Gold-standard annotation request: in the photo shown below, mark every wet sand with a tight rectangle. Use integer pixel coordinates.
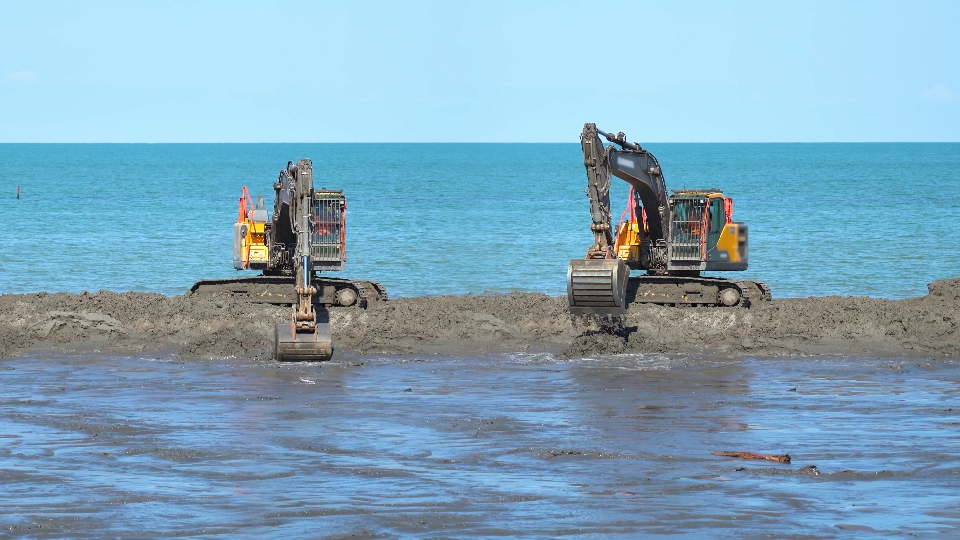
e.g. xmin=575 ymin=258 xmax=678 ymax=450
xmin=1 ymin=353 xmax=958 ymax=536
xmin=0 ymin=277 xmax=958 ymax=360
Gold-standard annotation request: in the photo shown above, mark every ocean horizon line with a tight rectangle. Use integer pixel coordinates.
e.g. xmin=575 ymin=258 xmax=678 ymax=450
xmin=1 ymin=141 xmax=958 ymax=145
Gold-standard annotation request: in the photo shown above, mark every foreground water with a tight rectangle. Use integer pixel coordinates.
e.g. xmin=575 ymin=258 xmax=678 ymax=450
xmin=2 ymin=353 xmax=957 ymax=537
xmin=2 ymin=143 xmax=959 ymax=299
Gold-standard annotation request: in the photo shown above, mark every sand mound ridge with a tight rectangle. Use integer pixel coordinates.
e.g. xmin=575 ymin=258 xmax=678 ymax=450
xmin=0 ymin=277 xmax=957 ymax=359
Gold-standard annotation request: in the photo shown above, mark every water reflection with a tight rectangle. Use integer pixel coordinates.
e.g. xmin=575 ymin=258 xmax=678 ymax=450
xmin=0 ymin=354 xmax=957 ymax=536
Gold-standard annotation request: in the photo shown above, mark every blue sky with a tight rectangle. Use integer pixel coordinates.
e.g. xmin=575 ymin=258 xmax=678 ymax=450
xmin=1 ymin=0 xmax=957 ymax=142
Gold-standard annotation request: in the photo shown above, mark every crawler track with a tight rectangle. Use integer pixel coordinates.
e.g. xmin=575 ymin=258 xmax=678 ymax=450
xmin=567 ymin=258 xmax=772 ymax=316
xmin=189 ymin=276 xmax=387 ymax=308
xmin=628 ymin=275 xmax=771 ymax=308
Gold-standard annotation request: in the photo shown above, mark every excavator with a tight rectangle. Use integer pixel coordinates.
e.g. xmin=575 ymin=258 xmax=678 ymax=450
xmin=567 ymin=123 xmax=770 ymax=316
xmin=190 ymin=159 xmax=386 ymax=361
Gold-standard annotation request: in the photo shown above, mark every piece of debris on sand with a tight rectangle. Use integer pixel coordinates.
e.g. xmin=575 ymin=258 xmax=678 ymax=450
xmin=713 ymin=451 xmax=792 ymax=463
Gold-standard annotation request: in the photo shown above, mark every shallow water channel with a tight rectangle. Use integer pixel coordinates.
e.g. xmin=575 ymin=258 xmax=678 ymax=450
xmin=2 ymin=353 xmax=958 ymax=537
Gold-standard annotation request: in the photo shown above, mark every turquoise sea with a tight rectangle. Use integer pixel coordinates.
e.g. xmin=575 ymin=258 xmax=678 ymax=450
xmin=1 ymin=143 xmax=958 ymax=299
xmin=3 ymin=145 xmax=960 ymax=537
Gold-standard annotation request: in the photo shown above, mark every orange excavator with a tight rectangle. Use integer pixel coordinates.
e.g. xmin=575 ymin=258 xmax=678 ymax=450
xmin=567 ymin=124 xmax=771 ymax=316
xmin=191 ymin=159 xmax=386 ymax=361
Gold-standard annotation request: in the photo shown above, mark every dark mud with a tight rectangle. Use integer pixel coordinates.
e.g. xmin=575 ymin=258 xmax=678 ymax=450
xmin=1 ymin=353 xmax=958 ymax=536
xmin=0 ymin=277 xmax=958 ymax=360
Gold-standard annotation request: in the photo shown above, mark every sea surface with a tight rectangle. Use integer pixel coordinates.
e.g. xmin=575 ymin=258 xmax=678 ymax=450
xmin=1 ymin=353 xmax=958 ymax=537
xmin=2 ymin=143 xmax=958 ymax=299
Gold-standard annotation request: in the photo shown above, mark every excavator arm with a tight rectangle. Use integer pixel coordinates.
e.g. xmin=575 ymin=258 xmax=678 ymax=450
xmin=580 ymin=123 xmax=616 ymax=259
xmin=274 ymin=159 xmax=332 ymax=361
xmin=570 ymin=123 xmax=681 ymax=315
xmin=571 ymin=123 xmax=672 ymax=316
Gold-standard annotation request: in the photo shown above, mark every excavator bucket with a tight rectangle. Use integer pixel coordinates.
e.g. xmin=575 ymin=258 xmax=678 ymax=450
xmin=567 ymin=259 xmax=630 ymax=317
xmin=274 ymin=320 xmax=332 ymax=362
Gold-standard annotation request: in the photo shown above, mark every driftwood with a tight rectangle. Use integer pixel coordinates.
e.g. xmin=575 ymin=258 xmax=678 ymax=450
xmin=713 ymin=451 xmax=791 ymax=463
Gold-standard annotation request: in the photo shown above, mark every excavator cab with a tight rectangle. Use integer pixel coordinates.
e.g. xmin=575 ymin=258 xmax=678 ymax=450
xmin=609 ymin=189 xmax=747 ymax=272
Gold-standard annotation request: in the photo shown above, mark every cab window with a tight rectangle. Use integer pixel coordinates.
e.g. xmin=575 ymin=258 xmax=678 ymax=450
xmin=709 ymin=198 xmax=724 ymax=232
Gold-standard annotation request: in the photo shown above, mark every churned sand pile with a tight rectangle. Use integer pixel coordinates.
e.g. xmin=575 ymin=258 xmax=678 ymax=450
xmin=1 ymin=277 xmax=957 ymax=359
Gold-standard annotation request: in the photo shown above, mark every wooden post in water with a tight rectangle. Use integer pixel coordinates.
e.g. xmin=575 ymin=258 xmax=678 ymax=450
xmin=16 ymin=186 xmax=20 ymax=199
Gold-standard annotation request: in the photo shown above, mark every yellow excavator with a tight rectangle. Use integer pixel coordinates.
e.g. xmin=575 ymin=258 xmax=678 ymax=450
xmin=191 ymin=159 xmax=386 ymax=361
xmin=568 ymin=124 xmax=770 ymax=316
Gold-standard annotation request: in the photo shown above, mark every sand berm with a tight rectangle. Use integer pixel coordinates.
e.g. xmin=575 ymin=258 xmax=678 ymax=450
xmin=1 ymin=277 xmax=958 ymax=360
